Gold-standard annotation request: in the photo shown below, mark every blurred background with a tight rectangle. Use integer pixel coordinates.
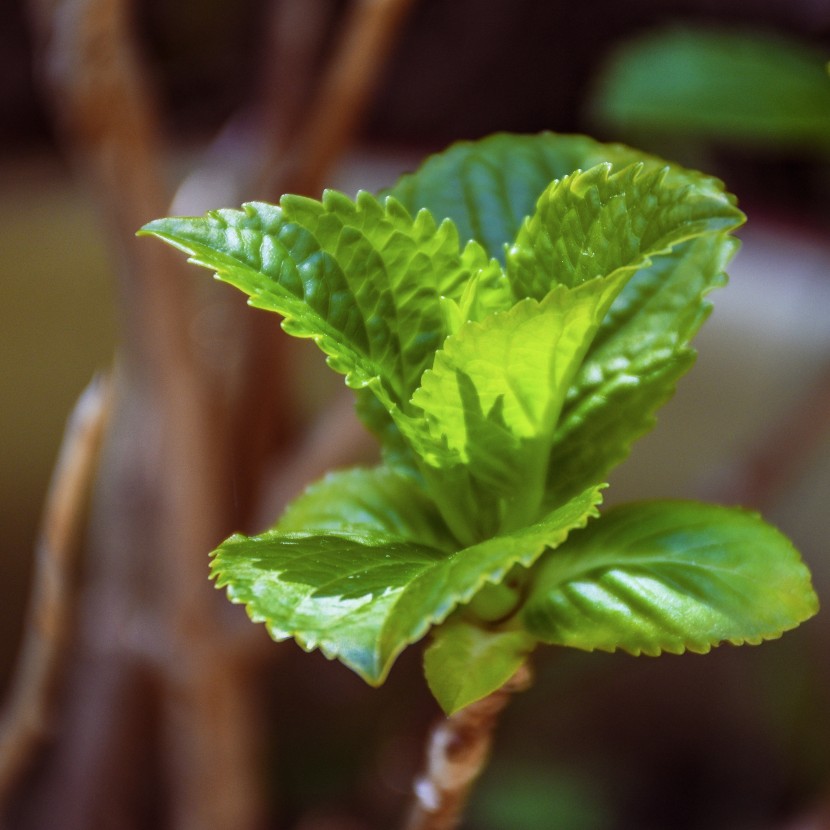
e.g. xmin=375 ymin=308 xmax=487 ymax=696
xmin=1 ymin=0 xmax=829 ymax=828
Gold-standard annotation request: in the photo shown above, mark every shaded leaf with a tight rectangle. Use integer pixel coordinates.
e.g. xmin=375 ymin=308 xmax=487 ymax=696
xmin=277 ymin=465 xmax=454 ymax=552
xmin=425 ymin=620 xmax=536 ymax=715
xmin=592 ymin=28 xmax=830 ymax=154
xmin=388 ymin=132 xmax=653 ymax=261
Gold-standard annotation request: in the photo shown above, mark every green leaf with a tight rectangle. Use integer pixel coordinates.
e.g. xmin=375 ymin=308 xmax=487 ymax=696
xmin=506 ymin=160 xmax=743 ymax=298
xmin=140 ymin=131 xmax=815 ymax=704
xmin=277 ymin=465 xmax=454 ymax=552
xmin=139 ymin=191 xmax=486 ymax=412
xmin=211 ymin=482 xmax=603 ymax=684
xmin=140 ymin=201 xmax=381 ymax=394
xmin=545 ymin=234 xmax=738 ymax=507
xmin=278 ymin=191 xmax=482 ymax=399
xmin=411 ymin=276 xmax=626 ymax=540
xmin=521 ymin=501 xmax=819 ymax=655
xmin=388 ymin=132 xmax=653 ymax=261
xmin=424 ymin=619 xmax=536 ymax=715
xmin=592 ymin=28 xmax=830 ymax=154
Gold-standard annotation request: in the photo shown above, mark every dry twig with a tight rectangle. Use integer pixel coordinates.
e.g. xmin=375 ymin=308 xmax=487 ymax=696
xmin=0 ymin=375 xmax=111 ymax=809
xmin=12 ymin=0 xmax=421 ymax=827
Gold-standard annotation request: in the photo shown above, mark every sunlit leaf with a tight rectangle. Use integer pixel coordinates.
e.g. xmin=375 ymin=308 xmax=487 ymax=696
xmin=522 ymin=501 xmax=819 ymax=655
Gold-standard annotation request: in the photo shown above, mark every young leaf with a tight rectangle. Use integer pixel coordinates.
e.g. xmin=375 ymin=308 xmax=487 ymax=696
xmin=139 ymin=132 xmax=813 ymax=712
xmin=545 ymin=235 xmax=738 ymax=507
xmin=506 ymin=160 xmax=743 ymax=298
xmin=278 ymin=191 xmax=482 ymax=398
xmin=411 ymin=275 xmax=626 ymax=539
xmin=211 ymin=481 xmax=603 ymax=684
xmin=388 ymin=132 xmax=654 ymax=260
xmin=521 ymin=501 xmax=819 ymax=655
xmin=139 ymin=192 xmax=488 ymax=413
xmin=140 ymin=201 xmax=382 ymax=394
xmin=424 ymin=619 xmax=536 ymax=715
xmin=276 ymin=465 xmax=454 ymax=552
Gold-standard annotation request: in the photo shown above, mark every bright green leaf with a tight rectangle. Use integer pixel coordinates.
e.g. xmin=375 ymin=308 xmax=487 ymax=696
xmin=388 ymin=132 xmax=653 ymax=261
xmin=140 ymin=201 xmax=385 ymax=396
xmin=139 ymin=132 xmax=813 ymax=706
xmin=545 ymin=235 xmax=738 ymax=507
xmin=276 ymin=465 xmax=454 ymax=552
xmin=212 ymin=483 xmax=603 ymax=684
xmin=140 ymin=192 xmax=489 ymax=413
xmin=412 ymin=276 xmax=626 ymax=539
xmin=278 ymin=190 xmax=478 ymax=399
xmin=424 ymin=619 xmax=536 ymax=715
xmin=506 ymin=160 xmax=743 ymax=298
xmin=522 ymin=501 xmax=819 ymax=655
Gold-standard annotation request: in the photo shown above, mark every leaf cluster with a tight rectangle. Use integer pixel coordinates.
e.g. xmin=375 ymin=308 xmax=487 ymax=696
xmin=141 ymin=133 xmax=817 ymax=713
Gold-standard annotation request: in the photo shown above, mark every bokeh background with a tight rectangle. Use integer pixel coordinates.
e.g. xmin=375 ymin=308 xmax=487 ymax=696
xmin=1 ymin=1 xmax=829 ymax=828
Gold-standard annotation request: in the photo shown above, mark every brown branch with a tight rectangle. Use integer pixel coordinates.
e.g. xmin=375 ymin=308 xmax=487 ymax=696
xmin=155 ymin=0 xmax=423 ymax=821
xmin=28 ymin=0 xmax=170 ymax=231
xmin=403 ymin=663 xmax=533 ymax=830
xmin=170 ymin=0 xmax=334 ymax=214
xmin=27 ymin=0 xmax=203 ymax=381
xmin=259 ymin=0 xmax=336 ymax=154
xmin=23 ymin=1 xmax=266 ymax=828
xmin=0 ymin=375 xmax=111 ymax=809
xmin=263 ymin=0 xmax=419 ymax=199
xmin=18 ymin=0 xmax=421 ymax=827
xmin=236 ymin=0 xmax=421 ymax=531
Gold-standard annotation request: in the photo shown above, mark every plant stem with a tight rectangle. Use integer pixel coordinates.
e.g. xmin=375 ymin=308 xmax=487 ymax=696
xmin=0 ymin=376 xmax=110 ymax=809
xmin=403 ymin=663 xmax=533 ymax=830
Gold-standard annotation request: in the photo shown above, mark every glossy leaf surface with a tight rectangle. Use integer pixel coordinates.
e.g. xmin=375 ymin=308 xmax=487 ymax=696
xmin=140 ymin=133 xmax=817 ymax=709
xmin=522 ymin=501 xmax=819 ymax=655
xmin=545 ymin=235 xmax=738 ymax=507
xmin=388 ymin=132 xmax=649 ymax=260
xmin=142 ymin=192 xmax=483 ymax=412
xmin=212 ymin=482 xmax=603 ymax=684
xmin=506 ymin=160 xmax=741 ymax=297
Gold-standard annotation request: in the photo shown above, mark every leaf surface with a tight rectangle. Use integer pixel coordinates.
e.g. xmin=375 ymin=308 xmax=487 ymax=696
xmin=506 ymin=160 xmax=743 ymax=298
xmin=277 ymin=465 xmax=454 ymax=551
xmin=522 ymin=501 xmax=819 ymax=655
xmin=592 ymin=28 xmax=830 ymax=153
xmin=411 ymin=276 xmax=625 ymax=538
xmin=545 ymin=235 xmax=738 ymax=507
xmin=212 ymin=481 xmax=603 ymax=683
xmin=140 ymin=192 xmax=487 ymax=411
xmin=424 ymin=620 xmax=536 ymax=715
xmin=388 ymin=132 xmax=652 ymax=260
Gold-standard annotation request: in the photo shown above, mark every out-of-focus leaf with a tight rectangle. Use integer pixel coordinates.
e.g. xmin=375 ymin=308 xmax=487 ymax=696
xmin=592 ymin=28 xmax=830 ymax=153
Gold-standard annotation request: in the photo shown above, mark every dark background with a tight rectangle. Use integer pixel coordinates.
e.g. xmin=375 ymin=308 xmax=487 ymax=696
xmin=1 ymin=2 xmax=829 ymax=828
